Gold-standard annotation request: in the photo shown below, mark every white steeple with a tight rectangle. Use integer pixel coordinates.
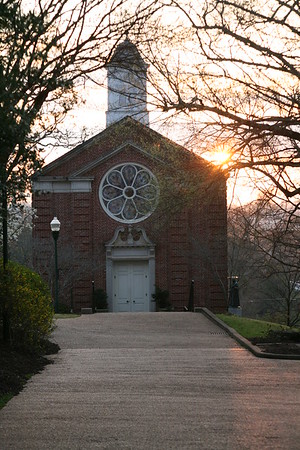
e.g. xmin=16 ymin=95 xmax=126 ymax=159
xmin=106 ymin=39 xmax=149 ymax=127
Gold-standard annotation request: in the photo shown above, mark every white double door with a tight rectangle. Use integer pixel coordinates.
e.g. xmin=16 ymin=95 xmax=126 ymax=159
xmin=113 ymin=261 xmax=149 ymax=312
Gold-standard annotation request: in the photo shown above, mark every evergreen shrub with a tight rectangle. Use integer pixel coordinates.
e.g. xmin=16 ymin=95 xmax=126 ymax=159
xmin=0 ymin=261 xmax=54 ymax=350
xmin=93 ymin=288 xmax=108 ymax=310
xmin=152 ymin=286 xmax=171 ymax=309
xmin=56 ymin=302 xmax=71 ymax=314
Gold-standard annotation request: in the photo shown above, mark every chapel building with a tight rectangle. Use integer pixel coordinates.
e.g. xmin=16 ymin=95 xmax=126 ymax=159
xmin=32 ymin=39 xmax=228 ymax=313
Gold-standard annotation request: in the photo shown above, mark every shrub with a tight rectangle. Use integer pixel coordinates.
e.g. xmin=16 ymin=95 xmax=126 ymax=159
xmin=0 ymin=261 xmax=54 ymax=351
xmin=152 ymin=286 xmax=171 ymax=309
xmin=56 ymin=302 xmax=71 ymax=314
xmin=93 ymin=288 xmax=108 ymax=310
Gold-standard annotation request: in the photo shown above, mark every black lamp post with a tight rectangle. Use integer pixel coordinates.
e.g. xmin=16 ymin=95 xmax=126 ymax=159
xmin=50 ymin=217 xmax=60 ymax=313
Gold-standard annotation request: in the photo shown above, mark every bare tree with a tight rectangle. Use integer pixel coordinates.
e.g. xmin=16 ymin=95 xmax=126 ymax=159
xmin=129 ymin=0 xmax=300 ymax=204
xmin=0 ymin=203 xmax=35 ymax=269
xmin=228 ymin=200 xmax=300 ymax=325
xmin=0 ymin=0 xmax=161 ymax=266
xmin=33 ymin=237 xmax=102 ymax=312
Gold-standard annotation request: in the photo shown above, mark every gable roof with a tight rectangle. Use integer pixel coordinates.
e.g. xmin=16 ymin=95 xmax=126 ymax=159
xmin=37 ymin=116 xmax=211 ymax=179
xmin=70 ymin=141 xmax=165 ymax=178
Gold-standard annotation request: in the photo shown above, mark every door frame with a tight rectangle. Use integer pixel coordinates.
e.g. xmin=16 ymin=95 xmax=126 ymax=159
xmin=105 ymin=226 xmax=156 ymax=312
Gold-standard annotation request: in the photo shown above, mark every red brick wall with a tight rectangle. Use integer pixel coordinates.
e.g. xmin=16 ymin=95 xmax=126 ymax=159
xmin=33 ymin=121 xmax=228 ymax=312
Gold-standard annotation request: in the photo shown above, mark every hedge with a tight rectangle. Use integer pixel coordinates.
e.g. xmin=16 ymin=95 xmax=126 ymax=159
xmin=0 ymin=261 xmax=54 ymax=351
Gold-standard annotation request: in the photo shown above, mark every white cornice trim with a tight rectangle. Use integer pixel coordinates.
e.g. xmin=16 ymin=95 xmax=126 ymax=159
xmin=32 ymin=177 xmax=94 ymax=193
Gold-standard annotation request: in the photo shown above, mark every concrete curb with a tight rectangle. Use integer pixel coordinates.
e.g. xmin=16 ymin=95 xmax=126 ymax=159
xmin=199 ymin=307 xmax=300 ymax=361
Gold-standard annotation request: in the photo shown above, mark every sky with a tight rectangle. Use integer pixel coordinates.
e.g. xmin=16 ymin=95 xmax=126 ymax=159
xmin=39 ymin=0 xmax=270 ymax=207
xmin=23 ymin=0 xmax=299 ymax=210
xmin=43 ymin=69 xmax=257 ymax=207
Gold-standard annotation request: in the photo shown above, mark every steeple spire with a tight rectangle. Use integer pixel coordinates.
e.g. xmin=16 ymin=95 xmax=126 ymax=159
xmin=106 ymin=39 xmax=149 ymax=127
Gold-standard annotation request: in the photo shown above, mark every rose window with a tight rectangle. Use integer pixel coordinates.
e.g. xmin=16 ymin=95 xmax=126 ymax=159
xmin=99 ymin=163 xmax=158 ymax=223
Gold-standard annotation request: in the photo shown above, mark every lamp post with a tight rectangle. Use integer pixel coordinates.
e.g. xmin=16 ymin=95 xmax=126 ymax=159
xmin=50 ymin=217 xmax=60 ymax=313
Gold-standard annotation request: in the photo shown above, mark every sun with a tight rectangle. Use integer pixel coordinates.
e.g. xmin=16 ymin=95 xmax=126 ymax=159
xmin=208 ymin=145 xmax=232 ymax=167
xmin=212 ymin=150 xmax=231 ymax=165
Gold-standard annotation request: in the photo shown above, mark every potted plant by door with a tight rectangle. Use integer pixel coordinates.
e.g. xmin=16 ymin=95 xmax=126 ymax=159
xmin=152 ymin=286 xmax=172 ymax=311
xmin=93 ymin=288 xmax=108 ymax=312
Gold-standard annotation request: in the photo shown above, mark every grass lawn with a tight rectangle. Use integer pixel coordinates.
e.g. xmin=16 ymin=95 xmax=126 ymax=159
xmin=55 ymin=313 xmax=80 ymax=319
xmin=216 ymin=314 xmax=293 ymax=339
xmin=0 ymin=393 xmax=14 ymax=409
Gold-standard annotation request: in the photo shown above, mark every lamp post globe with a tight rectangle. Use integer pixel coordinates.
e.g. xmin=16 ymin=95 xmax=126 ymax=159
xmin=50 ymin=217 xmax=60 ymax=313
xmin=50 ymin=216 xmax=60 ymax=234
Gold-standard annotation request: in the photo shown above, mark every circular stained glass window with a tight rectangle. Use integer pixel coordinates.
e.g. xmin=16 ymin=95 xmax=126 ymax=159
xmin=99 ymin=163 xmax=159 ymax=223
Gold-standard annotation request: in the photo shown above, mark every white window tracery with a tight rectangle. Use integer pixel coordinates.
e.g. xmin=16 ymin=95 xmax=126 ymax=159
xmin=99 ymin=163 xmax=158 ymax=223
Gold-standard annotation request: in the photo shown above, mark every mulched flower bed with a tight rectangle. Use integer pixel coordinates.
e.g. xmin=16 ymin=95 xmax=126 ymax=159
xmin=0 ymin=341 xmax=59 ymax=398
xmin=250 ymin=330 xmax=300 ymax=355
xmin=254 ymin=342 xmax=300 ymax=355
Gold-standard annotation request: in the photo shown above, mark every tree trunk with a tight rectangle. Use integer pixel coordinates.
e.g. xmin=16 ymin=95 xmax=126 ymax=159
xmin=287 ymin=297 xmax=291 ymax=327
xmin=1 ymin=183 xmax=10 ymax=342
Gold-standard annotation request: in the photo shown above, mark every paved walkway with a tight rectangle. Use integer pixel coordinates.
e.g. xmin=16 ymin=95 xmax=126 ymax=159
xmin=0 ymin=312 xmax=299 ymax=449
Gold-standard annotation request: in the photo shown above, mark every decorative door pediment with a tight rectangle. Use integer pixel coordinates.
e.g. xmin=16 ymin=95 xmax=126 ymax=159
xmin=106 ymin=225 xmax=155 ymax=250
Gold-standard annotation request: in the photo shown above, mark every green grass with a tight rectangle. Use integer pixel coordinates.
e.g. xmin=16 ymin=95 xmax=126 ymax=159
xmin=54 ymin=313 xmax=80 ymax=319
xmin=0 ymin=392 xmax=15 ymax=409
xmin=216 ymin=314 xmax=290 ymax=339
